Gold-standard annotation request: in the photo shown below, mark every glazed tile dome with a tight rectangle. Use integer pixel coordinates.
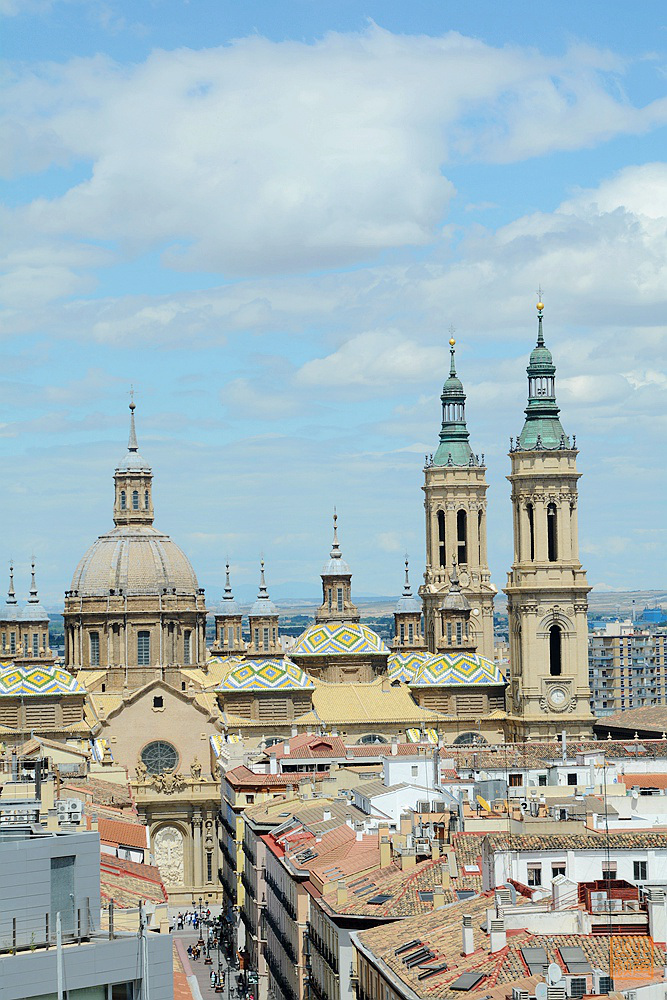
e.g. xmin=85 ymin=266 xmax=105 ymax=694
xmin=70 ymin=525 xmax=199 ymax=597
xmin=292 ymin=622 xmax=388 ymax=656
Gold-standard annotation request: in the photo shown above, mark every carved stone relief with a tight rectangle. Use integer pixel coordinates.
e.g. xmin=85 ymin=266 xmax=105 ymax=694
xmin=154 ymin=825 xmax=184 ymax=885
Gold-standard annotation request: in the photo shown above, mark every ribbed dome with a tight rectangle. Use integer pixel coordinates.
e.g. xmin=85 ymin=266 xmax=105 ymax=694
xmin=70 ymin=525 xmax=199 ymax=597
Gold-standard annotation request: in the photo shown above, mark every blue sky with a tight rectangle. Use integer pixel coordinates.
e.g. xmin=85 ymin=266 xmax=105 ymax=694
xmin=1 ymin=0 xmax=666 ymax=606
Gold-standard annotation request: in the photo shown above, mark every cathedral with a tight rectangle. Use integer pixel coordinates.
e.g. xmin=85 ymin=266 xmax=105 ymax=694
xmin=0 ymin=301 xmax=593 ymax=905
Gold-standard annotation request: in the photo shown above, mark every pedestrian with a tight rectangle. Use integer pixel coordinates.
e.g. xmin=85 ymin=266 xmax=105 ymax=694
xmin=187 ymin=945 xmax=192 ymax=957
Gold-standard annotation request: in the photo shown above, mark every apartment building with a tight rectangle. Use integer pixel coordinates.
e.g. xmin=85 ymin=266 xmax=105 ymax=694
xmin=589 ymin=621 xmax=667 ymax=717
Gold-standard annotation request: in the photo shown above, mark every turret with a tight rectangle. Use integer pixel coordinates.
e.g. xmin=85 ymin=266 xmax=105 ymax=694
xmin=315 ymin=512 xmax=360 ymax=624
xmin=247 ymin=561 xmax=282 ymax=657
xmin=212 ymin=563 xmax=245 ymax=655
xmin=392 ymin=557 xmax=425 ymax=651
xmin=113 ymin=396 xmax=154 ymax=527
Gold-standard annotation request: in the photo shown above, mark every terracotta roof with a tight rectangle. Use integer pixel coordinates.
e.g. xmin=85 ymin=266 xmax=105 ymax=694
xmin=598 ymin=705 xmax=667 ymax=733
xmin=62 ymin=776 xmax=134 ymax=807
xmin=98 ymin=816 xmax=148 ymax=850
xmin=485 ymin=831 xmax=667 ymax=851
xmin=224 ymin=765 xmax=311 ymax=788
xmin=356 ymin=890 xmax=666 ymax=999
xmin=621 ymin=773 xmax=667 ymax=788
xmin=99 ymin=855 xmax=168 ymax=908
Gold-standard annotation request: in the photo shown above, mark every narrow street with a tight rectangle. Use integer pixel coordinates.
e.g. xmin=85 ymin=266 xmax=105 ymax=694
xmin=173 ymin=928 xmax=241 ymax=999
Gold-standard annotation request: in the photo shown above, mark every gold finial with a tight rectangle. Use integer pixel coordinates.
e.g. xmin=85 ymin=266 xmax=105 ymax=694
xmin=536 ymin=286 xmax=544 ymax=312
xmin=448 ymin=323 xmax=456 ymax=347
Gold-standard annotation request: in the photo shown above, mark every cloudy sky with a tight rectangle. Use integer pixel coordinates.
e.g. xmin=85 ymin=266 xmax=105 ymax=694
xmin=2 ymin=0 xmax=666 ymax=607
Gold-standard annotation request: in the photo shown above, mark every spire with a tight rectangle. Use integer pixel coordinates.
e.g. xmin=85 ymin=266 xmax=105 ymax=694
xmin=449 ymin=557 xmax=460 ymax=592
xmin=403 ymin=555 xmax=412 ymax=597
xmin=433 ymin=333 xmax=476 ymax=467
xmin=28 ymin=559 xmax=39 ymax=604
xmin=249 ymin=559 xmax=278 ymax=617
xmin=223 ymin=561 xmax=234 ymax=601
xmin=517 ymin=296 xmax=568 ymax=451
xmin=128 ymin=391 xmax=138 ymax=452
xmin=330 ymin=509 xmax=341 ymax=561
xmin=7 ymin=562 xmax=16 ymax=606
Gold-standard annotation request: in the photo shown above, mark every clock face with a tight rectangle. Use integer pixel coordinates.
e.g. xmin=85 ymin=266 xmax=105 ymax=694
xmin=550 ymin=688 xmax=566 ymax=706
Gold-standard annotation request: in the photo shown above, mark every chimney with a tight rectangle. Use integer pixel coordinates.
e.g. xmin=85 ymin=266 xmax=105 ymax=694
xmin=461 ymin=914 xmax=474 ymax=956
xmin=284 ymin=742 xmax=291 ymax=755
xmin=392 ymin=741 xmax=398 ymax=755
xmin=441 ymin=868 xmax=451 ymax=888
xmin=431 ymin=840 xmax=440 ymax=860
xmin=291 ymin=725 xmax=298 ymax=737
xmin=400 ymin=813 xmax=412 ymax=835
xmin=323 ymin=809 xmax=331 ymax=822
xmin=337 ymin=881 xmax=348 ymax=905
xmin=489 ymin=917 xmax=506 ymax=953
xmin=380 ymin=836 xmax=392 ymax=868
xmin=269 ymin=753 xmax=278 ymax=775
xmin=446 ymin=847 xmax=458 ymax=878
xmin=400 ymin=851 xmax=416 ymax=871
xmin=356 ymin=829 xmax=363 ymax=841
xmin=647 ymin=888 xmax=667 ymax=944
xmin=382 ymin=677 xmax=390 ymax=692
xmin=432 ymin=888 xmax=445 ymax=909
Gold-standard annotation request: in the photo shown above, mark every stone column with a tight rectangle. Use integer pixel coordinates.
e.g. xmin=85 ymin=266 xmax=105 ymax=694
xmin=193 ymin=812 xmax=203 ymax=890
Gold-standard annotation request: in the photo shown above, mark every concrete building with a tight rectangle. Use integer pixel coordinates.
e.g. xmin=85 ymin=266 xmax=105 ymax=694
xmin=0 ymin=824 xmax=173 ymax=1000
xmin=589 ymin=621 xmax=667 ymax=717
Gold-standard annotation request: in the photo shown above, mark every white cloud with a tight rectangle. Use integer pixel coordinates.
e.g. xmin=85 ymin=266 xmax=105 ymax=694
xmin=297 ymin=329 xmax=444 ymax=389
xmin=2 ymin=25 xmax=667 ymax=298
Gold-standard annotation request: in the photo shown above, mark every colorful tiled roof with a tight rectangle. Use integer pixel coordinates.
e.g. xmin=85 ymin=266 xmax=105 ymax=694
xmin=292 ymin=622 xmax=388 ymax=656
xmin=411 ymin=651 xmax=506 ymax=687
xmin=218 ymin=657 xmax=314 ymax=691
xmin=388 ymin=651 xmax=431 ymax=683
xmin=0 ymin=663 xmax=85 ymax=697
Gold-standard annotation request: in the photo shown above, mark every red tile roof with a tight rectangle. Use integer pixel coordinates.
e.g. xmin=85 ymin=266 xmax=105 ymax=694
xmin=99 ymin=855 xmax=168 ymax=907
xmin=98 ymin=816 xmax=148 ymax=850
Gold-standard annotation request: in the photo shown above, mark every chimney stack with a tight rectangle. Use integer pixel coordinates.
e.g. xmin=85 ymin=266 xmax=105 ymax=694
xmin=337 ymin=881 xmax=348 ymax=905
xmin=461 ymin=914 xmax=474 ymax=956
xmin=489 ymin=918 xmax=506 ymax=953
xmin=432 ymin=888 xmax=446 ymax=909
xmin=323 ymin=809 xmax=331 ymax=821
xmin=380 ymin=836 xmax=392 ymax=868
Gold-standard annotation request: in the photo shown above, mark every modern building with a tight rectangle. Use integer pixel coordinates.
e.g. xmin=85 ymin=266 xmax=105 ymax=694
xmin=0 ymin=824 xmax=173 ymax=1000
xmin=589 ymin=621 xmax=667 ymax=716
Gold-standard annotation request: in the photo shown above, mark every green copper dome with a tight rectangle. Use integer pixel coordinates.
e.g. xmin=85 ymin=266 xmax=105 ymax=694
xmin=432 ymin=340 xmax=479 ymax=467
xmin=517 ymin=307 xmax=570 ymax=451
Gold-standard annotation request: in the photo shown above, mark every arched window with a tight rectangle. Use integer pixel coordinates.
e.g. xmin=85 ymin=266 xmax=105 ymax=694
xmin=549 ymin=624 xmax=562 ymax=676
xmin=358 ymin=734 xmax=388 ymax=745
xmin=478 ymin=510 xmax=483 ymax=565
xmin=144 ymin=489 xmax=149 ymax=509
xmin=527 ymin=503 xmax=535 ymax=561
xmin=453 ymin=732 xmax=487 ymax=745
xmin=132 ymin=489 xmax=139 ymax=510
xmin=137 ymin=630 xmax=150 ymax=665
xmin=183 ymin=630 xmax=191 ymax=666
xmin=437 ymin=510 xmax=446 ymax=567
xmin=547 ymin=503 xmax=558 ymax=561
xmin=120 ymin=490 xmax=126 ymax=510
xmin=457 ymin=509 xmax=467 ymax=565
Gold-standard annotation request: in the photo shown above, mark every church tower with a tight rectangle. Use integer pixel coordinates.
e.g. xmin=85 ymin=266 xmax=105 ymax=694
xmin=435 ymin=561 xmax=477 ymax=655
xmin=419 ymin=338 xmax=496 ymax=658
xmin=211 ymin=563 xmax=246 ymax=656
xmin=504 ymin=301 xmax=593 ymax=737
xmin=247 ymin=561 xmax=282 ymax=658
xmin=315 ymin=513 xmax=360 ymax=624
xmin=392 ymin=558 xmax=425 ymax=651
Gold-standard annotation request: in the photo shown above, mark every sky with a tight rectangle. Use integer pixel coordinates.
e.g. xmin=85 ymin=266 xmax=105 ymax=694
xmin=1 ymin=0 xmax=666 ymax=607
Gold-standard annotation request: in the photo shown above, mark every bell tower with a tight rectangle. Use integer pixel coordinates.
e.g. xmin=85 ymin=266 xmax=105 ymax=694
xmin=113 ymin=397 xmax=154 ymax=527
xmin=419 ymin=337 xmax=496 ymax=658
xmin=504 ymin=300 xmax=593 ymax=737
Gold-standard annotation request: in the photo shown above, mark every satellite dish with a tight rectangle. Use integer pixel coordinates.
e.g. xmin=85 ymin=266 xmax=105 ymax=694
xmin=536 ymin=983 xmax=548 ymax=1000
xmin=547 ymin=964 xmax=563 ymax=985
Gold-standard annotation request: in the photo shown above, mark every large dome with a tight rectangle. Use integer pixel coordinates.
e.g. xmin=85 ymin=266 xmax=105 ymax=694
xmin=70 ymin=525 xmax=199 ymax=598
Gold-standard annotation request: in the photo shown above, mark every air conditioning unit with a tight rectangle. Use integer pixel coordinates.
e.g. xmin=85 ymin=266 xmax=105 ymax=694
xmin=56 ymin=801 xmax=69 ymax=813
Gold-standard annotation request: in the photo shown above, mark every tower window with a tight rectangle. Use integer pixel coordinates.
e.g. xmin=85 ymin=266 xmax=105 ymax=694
xmin=478 ymin=510 xmax=482 ymax=566
xmin=337 ymin=588 xmax=343 ymax=612
xmin=90 ymin=631 xmax=100 ymax=666
xmin=437 ymin=510 xmax=446 ymax=568
xmin=549 ymin=624 xmax=562 ymax=676
xmin=144 ymin=489 xmax=149 ymax=509
xmin=132 ymin=489 xmax=139 ymax=510
xmin=137 ymin=630 xmax=151 ymax=666
xmin=328 ymin=588 xmax=332 ymax=610
xmin=456 ymin=621 xmax=463 ymax=645
xmin=408 ymin=623 xmax=414 ymax=643
xmin=32 ymin=633 xmax=39 ymax=656
xmin=446 ymin=622 xmax=452 ymax=644
xmin=254 ymin=628 xmax=259 ymax=648
xmin=547 ymin=503 xmax=558 ymax=561
xmin=120 ymin=490 xmax=126 ymax=510
xmin=10 ymin=632 xmax=16 ymax=654
xmin=527 ymin=503 xmax=535 ymax=561
xmin=263 ymin=627 xmax=269 ymax=650
xmin=23 ymin=635 xmax=29 ymax=654
xmin=183 ymin=630 xmax=191 ymax=665
xmin=400 ymin=623 xmax=405 ymax=643
xmin=457 ymin=509 xmax=467 ymax=565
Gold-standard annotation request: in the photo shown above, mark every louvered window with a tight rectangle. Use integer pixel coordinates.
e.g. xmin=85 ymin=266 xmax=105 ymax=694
xmin=456 ymin=693 xmax=484 ymax=714
xmin=25 ymin=703 xmax=56 ymax=727
xmin=62 ymin=702 xmax=81 ymax=725
xmin=0 ymin=704 xmax=18 ymax=726
xmin=257 ymin=697 xmax=288 ymax=721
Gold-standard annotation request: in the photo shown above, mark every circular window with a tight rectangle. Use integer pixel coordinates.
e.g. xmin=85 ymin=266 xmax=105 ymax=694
xmin=141 ymin=741 xmax=179 ymax=774
xmin=453 ymin=732 xmax=488 ymax=746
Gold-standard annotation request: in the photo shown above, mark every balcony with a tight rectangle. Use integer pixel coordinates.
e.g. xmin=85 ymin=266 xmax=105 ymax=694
xmin=265 ymin=870 xmax=297 ymax=920
xmin=307 ymin=923 xmax=339 ymax=974
xmin=264 ymin=943 xmax=299 ymax=1000
xmin=265 ymin=906 xmax=297 ymax=964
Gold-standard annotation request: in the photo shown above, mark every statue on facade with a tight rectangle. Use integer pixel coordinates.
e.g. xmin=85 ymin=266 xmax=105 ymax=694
xmin=190 ymin=757 xmax=202 ymax=780
xmin=135 ymin=759 xmax=148 ymax=782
